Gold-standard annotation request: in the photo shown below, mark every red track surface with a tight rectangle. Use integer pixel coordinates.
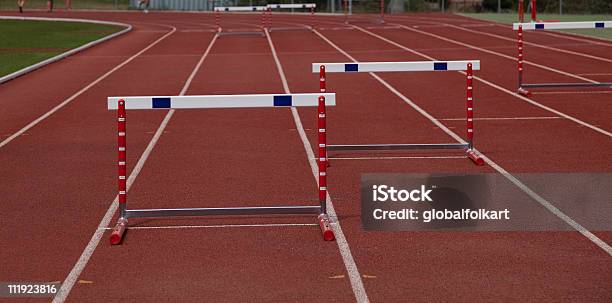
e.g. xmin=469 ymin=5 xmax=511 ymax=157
xmin=1 ymin=10 xmax=610 ymax=302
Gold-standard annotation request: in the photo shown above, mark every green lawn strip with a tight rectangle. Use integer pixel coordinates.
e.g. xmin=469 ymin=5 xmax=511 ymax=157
xmin=0 ymin=0 xmax=129 ymax=10
xmin=458 ymin=13 xmax=612 ymax=40
xmin=0 ymin=19 xmax=122 ymax=77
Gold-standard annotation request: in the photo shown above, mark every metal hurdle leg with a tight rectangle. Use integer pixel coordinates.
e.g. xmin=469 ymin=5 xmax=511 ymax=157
xmin=317 ymin=95 xmax=334 ymax=241
xmin=517 ymin=25 xmax=532 ymax=97
xmin=110 ymin=99 xmax=128 ymax=245
xmin=465 ymin=63 xmax=484 ymax=165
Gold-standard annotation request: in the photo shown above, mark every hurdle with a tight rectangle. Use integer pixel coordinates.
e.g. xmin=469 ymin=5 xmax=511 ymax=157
xmin=265 ymin=3 xmax=316 ymax=32
xmin=343 ymin=0 xmax=385 ymax=25
xmin=518 ymin=0 xmax=537 ymax=23
xmin=312 ymin=60 xmax=484 ymax=165
xmin=214 ymin=6 xmax=268 ymax=37
xmin=108 ymin=93 xmax=336 ymax=244
xmin=514 ymin=21 xmax=612 ymax=96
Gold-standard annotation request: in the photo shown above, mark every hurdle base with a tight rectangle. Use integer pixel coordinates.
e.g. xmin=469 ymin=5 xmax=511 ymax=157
xmin=318 ymin=214 xmax=335 ymax=241
xmin=217 ymin=30 xmax=265 ymax=37
xmin=110 ymin=217 xmax=128 ymax=245
xmin=466 ymin=149 xmax=485 ymax=166
xmin=522 ymin=82 xmax=612 ymax=88
xmin=517 ymin=87 xmax=532 ymax=97
xmin=124 ymin=205 xmax=321 ymax=218
xmin=327 ymin=143 xmax=469 ymax=151
xmin=268 ymin=26 xmax=312 ymax=32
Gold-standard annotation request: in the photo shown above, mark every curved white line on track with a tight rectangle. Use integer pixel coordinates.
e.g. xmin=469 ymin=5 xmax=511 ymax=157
xmin=0 ymin=23 xmax=175 ymax=149
xmin=355 ymin=25 xmax=612 ymax=138
xmin=264 ymin=29 xmax=370 ymax=303
xmin=311 ymin=27 xmax=612 ymax=256
xmin=0 ymin=16 xmax=132 ymax=84
xmin=53 ymin=25 xmax=220 ymax=303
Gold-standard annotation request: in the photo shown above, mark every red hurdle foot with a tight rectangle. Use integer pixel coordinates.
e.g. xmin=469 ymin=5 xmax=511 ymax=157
xmin=467 ymin=150 xmax=485 ymax=166
xmin=517 ymin=88 xmax=532 ymax=97
xmin=318 ymin=214 xmax=335 ymax=241
xmin=110 ymin=218 xmax=128 ymax=245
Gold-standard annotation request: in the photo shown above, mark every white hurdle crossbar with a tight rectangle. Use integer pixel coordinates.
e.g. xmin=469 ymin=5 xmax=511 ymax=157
xmin=267 ymin=3 xmax=316 ymax=9
xmin=312 ymin=60 xmax=484 ymax=165
xmin=513 ymin=21 xmax=612 ymax=30
xmin=513 ymin=21 xmax=612 ymax=95
xmin=108 ymin=93 xmax=336 ymax=245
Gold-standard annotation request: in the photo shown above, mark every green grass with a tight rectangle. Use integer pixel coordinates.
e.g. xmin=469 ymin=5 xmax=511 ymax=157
xmin=459 ymin=13 xmax=612 ymax=40
xmin=0 ymin=0 xmax=129 ymax=10
xmin=0 ymin=20 xmax=122 ymax=77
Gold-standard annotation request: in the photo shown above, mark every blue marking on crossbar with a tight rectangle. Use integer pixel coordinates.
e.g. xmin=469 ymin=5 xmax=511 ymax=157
xmin=345 ymin=64 xmax=358 ymax=72
xmin=535 ymin=24 xmax=545 ymax=29
xmin=595 ymin=22 xmax=604 ymax=28
xmin=273 ymin=95 xmax=292 ymax=106
xmin=433 ymin=62 xmax=448 ymax=71
xmin=224 ymin=8 xmax=229 ymax=11
xmin=152 ymin=97 xmax=171 ymax=108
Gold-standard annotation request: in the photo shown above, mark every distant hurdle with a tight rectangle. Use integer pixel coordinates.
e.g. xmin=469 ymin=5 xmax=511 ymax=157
xmin=518 ymin=0 xmax=537 ymax=23
xmin=265 ymin=3 xmax=316 ymax=32
xmin=214 ymin=6 xmax=268 ymax=37
xmin=514 ymin=21 xmax=612 ymax=96
xmin=108 ymin=93 xmax=336 ymax=244
xmin=312 ymin=60 xmax=484 ymax=165
xmin=343 ymin=0 xmax=385 ymax=25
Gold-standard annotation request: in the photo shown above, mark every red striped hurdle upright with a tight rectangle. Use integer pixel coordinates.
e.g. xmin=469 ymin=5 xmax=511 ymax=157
xmin=516 ymin=25 xmax=531 ymax=96
xmin=317 ymin=65 xmax=334 ymax=241
xmin=466 ymin=63 xmax=474 ymax=149
xmin=110 ymin=99 xmax=128 ymax=245
xmin=464 ymin=63 xmax=483 ymax=165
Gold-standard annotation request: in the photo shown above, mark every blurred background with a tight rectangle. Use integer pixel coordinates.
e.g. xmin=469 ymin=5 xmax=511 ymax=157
xmin=0 ymin=0 xmax=610 ymax=14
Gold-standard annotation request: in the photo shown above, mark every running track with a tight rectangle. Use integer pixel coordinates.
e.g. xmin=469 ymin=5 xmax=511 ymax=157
xmin=0 ymin=11 xmax=610 ymax=302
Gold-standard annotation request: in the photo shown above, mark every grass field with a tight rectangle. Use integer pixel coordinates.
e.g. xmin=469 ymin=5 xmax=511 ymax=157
xmin=0 ymin=19 xmax=122 ymax=77
xmin=0 ymin=0 xmax=129 ymax=11
xmin=460 ymin=13 xmax=612 ymax=40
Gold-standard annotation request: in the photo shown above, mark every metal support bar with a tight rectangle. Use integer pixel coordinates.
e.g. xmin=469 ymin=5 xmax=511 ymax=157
xmin=268 ymin=26 xmax=312 ymax=32
xmin=217 ymin=31 xmax=265 ymax=37
xmin=327 ymin=143 xmax=469 ymax=151
xmin=125 ymin=206 xmax=321 ymax=218
xmin=522 ymin=82 xmax=612 ymax=88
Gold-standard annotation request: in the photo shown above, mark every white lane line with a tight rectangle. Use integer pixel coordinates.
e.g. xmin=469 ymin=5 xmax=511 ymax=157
xmin=445 ymin=23 xmax=612 ymax=64
xmin=52 ymin=32 xmax=219 ymax=303
xmin=264 ymin=29 xmax=370 ymax=303
xmin=577 ymin=73 xmax=612 ymax=76
xmin=0 ymin=25 xmax=176 ymax=149
xmin=328 ymin=156 xmax=466 ymax=160
xmin=532 ymin=90 xmax=612 ymax=95
xmin=357 ymin=25 xmax=612 ymax=138
xmin=98 ymin=223 xmax=318 ymax=230
xmin=438 ymin=116 xmax=561 ymax=121
xmin=312 ymin=27 xmax=612 ymax=256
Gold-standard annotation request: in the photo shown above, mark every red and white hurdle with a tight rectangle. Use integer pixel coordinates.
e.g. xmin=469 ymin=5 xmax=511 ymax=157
xmin=265 ymin=3 xmax=316 ymax=31
xmin=514 ymin=21 xmax=612 ymax=96
xmin=312 ymin=60 xmax=484 ymax=165
xmin=214 ymin=6 xmax=268 ymax=37
xmin=108 ymin=93 xmax=336 ymax=245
